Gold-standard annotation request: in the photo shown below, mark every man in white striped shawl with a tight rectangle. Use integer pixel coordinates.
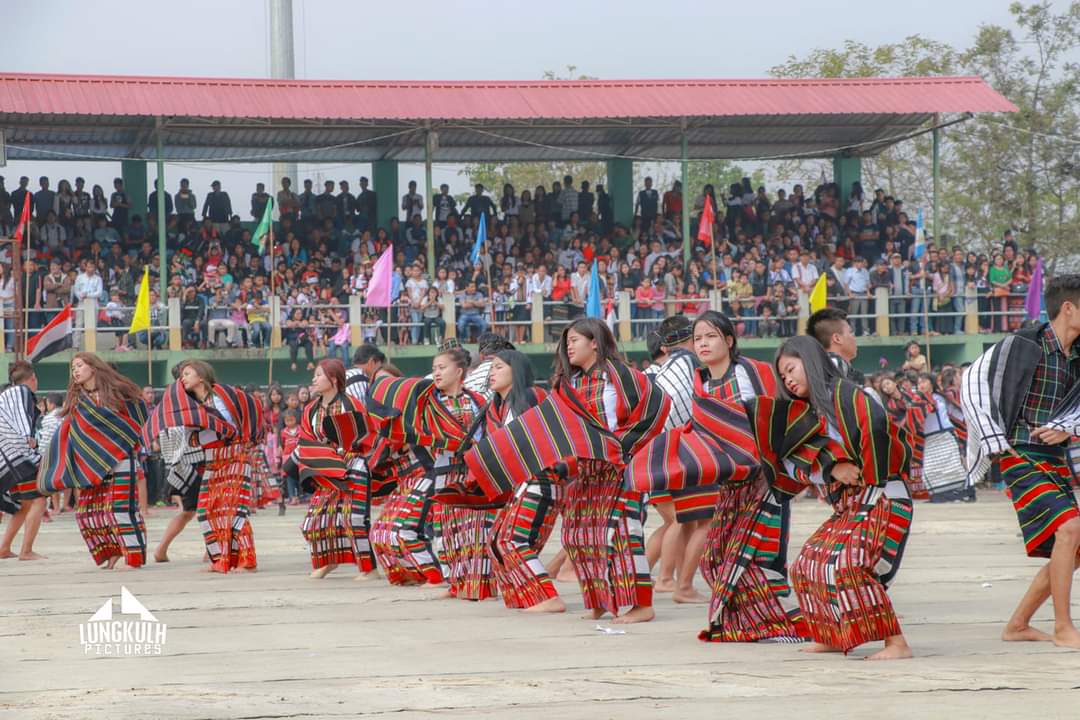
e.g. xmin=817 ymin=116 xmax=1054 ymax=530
xmin=0 ymin=361 xmax=45 ymax=561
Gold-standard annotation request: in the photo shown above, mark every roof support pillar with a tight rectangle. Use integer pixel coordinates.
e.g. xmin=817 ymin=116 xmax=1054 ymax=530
xmin=831 ymin=154 xmax=861 ymax=216
xmin=372 ymin=160 xmax=398 ymax=233
xmin=681 ymin=127 xmax=690 ymax=266
xmin=121 ymin=157 xmax=148 ymax=239
xmin=605 ymin=158 xmax=633 ymax=230
xmin=154 ymin=119 xmax=168 ymax=302
xmin=424 ymin=129 xmax=436 ymax=276
xmin=932 ymin=122 xmax=940 ymax=242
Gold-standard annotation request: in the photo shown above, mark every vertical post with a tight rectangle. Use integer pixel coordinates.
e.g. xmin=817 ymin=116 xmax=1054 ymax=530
xmin=349 ymin=294 xmax=364 ymax=347
xmin=530 ymin=291 xmax=543 ymax=345
xmin=372 ymin=160 xmax=399 ymax=232
xmin=617 ymin=290 xmax=631 ymax=343
xmin=796 ymin=291 xmax=809 ymax=336
xmin=425 ymin=128 xmax=436 ymax=278
xmin=155 ymin=121 xmax=168 ymax=301
xmin=168 ymin=296 xmax=182 ymax=350
xmin=84 ymin=298 xmax=98 ymax=353
xmin=270 ymin=295 xmax=282 ymax=348
xmin=681 ymin=126 xmax=690 ymax=266
xmin=442 ymin=290 xmax=456 ymax=340
xmin=605 ymin=158 xmax=634 ymax=229
xmin=932 ymin=123 xmax=941 ymax=242
xmin=875 ymin=286 xmax=891 ymax=338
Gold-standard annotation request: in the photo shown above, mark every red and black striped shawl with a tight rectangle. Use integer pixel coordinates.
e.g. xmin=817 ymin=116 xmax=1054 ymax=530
xmin=366 ymin=376 xmax=487 ymax=455
xmin=828 ymin=379 xmax=912 ymax=503
xmin=39 ymin=396 xmax=148 ymax=492
xmin=463 ymin=360 xmax=670 ymax=502
xmin=292 ymin=393 xmax=369 ymax=493
xmin=141 ymin=381 xmax=237 ymax=448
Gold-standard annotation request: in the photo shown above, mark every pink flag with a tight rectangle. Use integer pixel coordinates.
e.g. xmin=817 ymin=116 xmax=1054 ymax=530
xmin=365 ymin=248 xmax=393 ymax=308
xmin=697 ymin=194 xmax=714 ymax=247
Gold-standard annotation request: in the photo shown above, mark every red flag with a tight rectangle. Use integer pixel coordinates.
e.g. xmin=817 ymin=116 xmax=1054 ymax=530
xmin=11 ymin=195 xmax=30 ymax=243
xmin=697 ymin=194 xmax=715 ymax=248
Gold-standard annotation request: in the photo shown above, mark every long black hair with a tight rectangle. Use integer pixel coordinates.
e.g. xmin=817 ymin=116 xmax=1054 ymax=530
xmin=774 ymin=336 xmax=843 ymax=425
xmin=551 ymin=318 xmax=622 ymax=385
xmin=492 ymin=349 xmax=538 ymax=418
xmin=692 ymin=310 xmax=740 ymax=362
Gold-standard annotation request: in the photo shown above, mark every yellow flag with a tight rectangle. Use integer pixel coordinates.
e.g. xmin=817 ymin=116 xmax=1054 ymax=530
xmin=809 ymin=272 xmax=828 ymax=314
xmin=129 ymin=266 xmax=151 ymax=334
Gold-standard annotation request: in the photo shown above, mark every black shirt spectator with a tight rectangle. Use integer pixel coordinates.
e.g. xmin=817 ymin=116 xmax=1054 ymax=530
xmin=202 ymin=181 xmax=233 ymax=224
xmin=578 ymin=181 xmax=594 ymax=221
xmin=34 ymin=177 xmax=56 ymax=222
xmin=251 ymin=183 xmax=271 ymax=220
xmin=147 ymin=181 xmax=173 ymax=217
xmin=110 ymin=178 xmax=130 ymax=231
xmin=10 ymin=178 xmax=30 ymax=220
xmin=463 ymin=186 xmax=496 ymax=221
xmin=636 ymin=178 xmax=659 ymax=225
xmin=316 ymin=181 xmax=338 ymax=224
xmin=356 ymin=177 xmax=376 ymax=227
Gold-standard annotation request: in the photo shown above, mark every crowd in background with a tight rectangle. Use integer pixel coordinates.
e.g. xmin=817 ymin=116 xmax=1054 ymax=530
xmin=0 ymin=171 xmax=1039 ymax=357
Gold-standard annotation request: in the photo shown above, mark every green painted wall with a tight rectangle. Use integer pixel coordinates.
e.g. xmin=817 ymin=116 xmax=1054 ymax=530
xmin=372 ymin=160 xmax=399 ymax=229
xmin=121 ymin=160 xmax=148 ymax=223
xmin=832 ymin=155 xmax=861 ymax=202
xmin=605 ymin=158 xmax=634 ymax=228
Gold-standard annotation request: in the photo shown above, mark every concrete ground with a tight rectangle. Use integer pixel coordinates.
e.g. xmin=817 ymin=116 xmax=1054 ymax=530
xmin=2 ymin=491 xmax=1079 ymax=720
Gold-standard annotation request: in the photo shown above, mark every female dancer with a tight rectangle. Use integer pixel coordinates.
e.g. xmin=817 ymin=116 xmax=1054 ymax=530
xmin=291 ymin=359 xmax=378 ymax=580
xmin=465 ymin=318 xmax=670 ymax=623
xmin=629 ymin=313 xmax=846 ymax=642
xmin=776 ymin=336 xmax=914 ymax=659
xmin=145 ymin=360 xmax=264 ymax=572
xmin=38 ymin=353 xmax=148 ymax=569
xmin=368 ymin=348 xmax=486 ymax=590
xmin=914 ymin=373 xmax=971 ymax=502
xmin=444 ymin=349 xmax=565 ymax=611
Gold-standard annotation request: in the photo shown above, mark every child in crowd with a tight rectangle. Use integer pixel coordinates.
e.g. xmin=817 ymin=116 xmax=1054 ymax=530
xmin=280 ymin=409 xmax=302 ymax=505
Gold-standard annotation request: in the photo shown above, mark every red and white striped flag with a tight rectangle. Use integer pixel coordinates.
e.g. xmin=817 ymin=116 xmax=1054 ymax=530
xmin=27 ymin=305 xmax=73 ymax=362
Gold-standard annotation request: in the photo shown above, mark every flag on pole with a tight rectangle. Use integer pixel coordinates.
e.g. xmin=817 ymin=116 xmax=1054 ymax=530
xmin=469 ymin=216 xmax=486 ymax=265
xmin=697 ymin=194 xmax=715 ymax=247
xmin=11 ymin=195 xmax=30 ymax=244
xmin=913 ymin=208 xmax=926 ymax=259
xmin=365 ymin=247 xmax=394 ymax=308
xmin=809 ymin=272 xmax=828 ymax=314
xmin=129 ymin=266 xmax=151 ymax=335
xmin=253 ymin=196 xmax=274 ymax=253
xmin=1025 ymin=258 xmax=1044 ymax=321
xmin=27 ymin=304 xmax=73 ymax=362
xmin=604 ymin=297 xmax=616 ymax=333
xmin=586 ymin=260 xmax=602 ymax=319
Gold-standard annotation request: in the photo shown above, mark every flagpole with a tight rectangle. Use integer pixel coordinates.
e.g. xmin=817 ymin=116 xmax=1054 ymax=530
xmin=21 ymin=200 xmax=31 ymax=357
xmin=268 ymin=220 xmax=275 ymax=390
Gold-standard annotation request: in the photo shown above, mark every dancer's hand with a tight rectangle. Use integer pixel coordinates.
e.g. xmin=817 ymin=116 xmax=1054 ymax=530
xmin=830 ymin=462 xmax=861 ymax=486
xmin=1031 ymin=426 xmax=1071 ymax=446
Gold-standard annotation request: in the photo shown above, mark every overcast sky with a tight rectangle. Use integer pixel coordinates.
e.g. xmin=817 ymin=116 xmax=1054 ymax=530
xmin=2 ymin=0 xmax=1038 ymax=211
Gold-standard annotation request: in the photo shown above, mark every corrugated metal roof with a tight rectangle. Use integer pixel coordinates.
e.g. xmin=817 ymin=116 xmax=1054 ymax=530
xmin=0 ymin=73 xmax=1017 ymax=121
xmin=0 ymin=73 xmax=1016 ymax=162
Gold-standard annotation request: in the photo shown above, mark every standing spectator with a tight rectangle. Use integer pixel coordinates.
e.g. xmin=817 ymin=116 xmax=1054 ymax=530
xmin=336 ymin=180 xmax=356 ymax=228
xmin=929 ymin=260 xmax=955 ymax=335
xmin=202 ymin=180 xmax=233 ymax=235
xmin=174 ymin=178 xmax=197 ymax=229
xmin=948 ymin=248 xmax=968 ymax=335
xmin=635 ymin=176 xmax=660 ymax=228
xmin=596 ymin=183 xmax=612 ymax=235
xmin=39 ymin=211 xmax=67 ymax=258
xmin=42 ymin=259 xmax=71 ymax=322
xmin=72 ymin=258 xmax=104 ymax=348
xmin=887 ymin=252 xmax=909 ymax=336
xmin=109 ymin=177 xmax=130 ymax=234
xmin=0 ymin=176 xmax=11 ymax=235
xmin=250 ymin=182 xmax=271 ymax=221
xmin=988 ymin=253 xmax=1012 ymax=333
xmin=791 ymin=250 xmax=819 ymax=296
xmin=147 ymin=179 xmax=173 ymax=220
xmin=277 ymin=177 xmax=300 ymax=223
xmin=10 ymin=177 xmax=30 ymax=226
xmin=569 ymin=260 xmax=590 ymax=319
xmin=0 ymin=264 xmax=14 ymax=352
xmin=500 ymin=184 xmax=519 ymax=220
xmin=405 ymin=264 xmax=429 ymax=345
xmin=53 ymin=179 xmax=76 ymax=234
xmin=559 ymin=175 xmax=579 ymax=227
xmin=662 ymin=180 xmax=682 ymax=221
xmin=844 ymin=256 xmax=871 ymax=335
xmin=72 ymin=177 xmax=92 ymax=237
xmin=315 ymin=180 xmax=338 ymax=226
xmin=433 ymin=183 xmax=456 ymax=227
xmin=463 ymin=184 xmax=496 ymax=222
xmin=356 ymin=176 xmax=376 ymax=231
xmin=298 ymin=179 xmax=317 ymax=227
xmin=908 ymin=255 xmax=928 ymax=335
xmin=578 ymin=180 xmax=595 ymax=223
xmin=33 ymin=176 xmax=56 ymax=224
xmin=401 ymin=180 xmax=423 ymax=222
xmin=420 ymin=287 xmax=445 ymax=344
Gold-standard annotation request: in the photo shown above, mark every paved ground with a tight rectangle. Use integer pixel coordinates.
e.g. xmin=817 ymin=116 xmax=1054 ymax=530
xmin=2 ymin=491 xmax=1079 ymax=719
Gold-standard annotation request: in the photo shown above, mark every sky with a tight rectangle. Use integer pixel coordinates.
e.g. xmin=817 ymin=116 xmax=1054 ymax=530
xmin=1 ymin=0 xmax=1040 ymax=211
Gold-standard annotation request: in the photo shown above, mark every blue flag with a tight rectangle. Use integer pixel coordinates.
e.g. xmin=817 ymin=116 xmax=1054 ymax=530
xmin=586 ymin=259 xmax=602 ymax=319
xmin=913 ymin=208 xmax=926 ymax=259
xmin=470 ymin=217 xmax=486 ymax=265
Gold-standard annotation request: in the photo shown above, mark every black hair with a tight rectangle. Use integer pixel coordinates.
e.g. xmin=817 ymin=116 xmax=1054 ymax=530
xmin=691 ymin=310 xmax=740 ymax=361
xmin=551 ymin=318 xmax=621 ymax=385
xmin=806 ymin=308 xmax=850 ymax=350
xmin=352 ymin=343 xmax=386 ymax=367
xmin=775 ymin=336 xmax=843 ymax=425
xmin=492 ymin=349 xmax=538 ymax=418
xmin=646 ymin=331 xmax=664 ymax=361
xmin=916 ymin=372 xmax=941 ymax=395
xmin=477 ymin=332 xmax=514 ymax=356
xmin=1045 ymin=274 xmax=1080 ymax=321
xmin=436 ymin=347 xmax=471 ymax=372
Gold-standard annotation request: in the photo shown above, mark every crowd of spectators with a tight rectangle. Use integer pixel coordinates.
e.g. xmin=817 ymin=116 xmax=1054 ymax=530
xmin=0 ymin=170 xmax=1038 ymax=356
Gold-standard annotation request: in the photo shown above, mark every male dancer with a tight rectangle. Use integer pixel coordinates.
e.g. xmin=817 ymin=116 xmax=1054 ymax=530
xmin=962 ymin=274 xmax=1080 ymax=648
xmin=346 ymin=343 xmax=387 ymax=401
xmin=806 ymin=308 xmax=863 ymax=384
xmin=0 ymin=361 xmax=44 ymax=561
xmin=153 ymin=361 xmax=200 ymax=562
xmin=464 ymin=332 xmax=514 ymax=402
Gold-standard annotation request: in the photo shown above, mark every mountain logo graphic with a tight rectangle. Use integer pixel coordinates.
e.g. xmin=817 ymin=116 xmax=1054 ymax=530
xmin=79 ymin=586 xmax=167 ymax=656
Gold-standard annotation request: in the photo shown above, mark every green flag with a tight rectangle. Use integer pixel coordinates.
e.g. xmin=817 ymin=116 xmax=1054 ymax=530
xmin=253 ymin=196 xmax=274 ymax=253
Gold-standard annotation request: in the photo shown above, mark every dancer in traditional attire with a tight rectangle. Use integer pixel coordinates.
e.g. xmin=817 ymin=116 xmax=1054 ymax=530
xmin=0 ymin=361 xmax=45 ymax=561
xmin=913 ymin=373 xmax=971 ymax=502
xmin=807 ymin=308 xmax=865 ymax=385
xmin=290 ymin=359 xmax=379 ymax=579
xmin=39 ymin=353 xmax=148 ymax=569
xmin=631 ymin=312 xmax=838 ymax=642
xmin=145 ymin=360 xmax=264 ymax=572
xmin=776 ymin=337 xmax=914 ymax=659
xmin=367 ymin=348 xmax=486 ymax=590
xmin=961 ymin=275 xmax=1080 ymax=649
xmin=640 ymin=333 xmax=681 ymax=594
xmin=466 ymin=318 xmax=670 ymax=623
xmin=151 ymin=361 xmax=202 ymax=563
xmin=463 ymin=333 xmax=514 ymax=402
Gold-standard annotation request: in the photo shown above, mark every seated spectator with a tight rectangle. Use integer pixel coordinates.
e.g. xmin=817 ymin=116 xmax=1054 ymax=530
xmin=456 ymin=281 xmax=488 ymax=341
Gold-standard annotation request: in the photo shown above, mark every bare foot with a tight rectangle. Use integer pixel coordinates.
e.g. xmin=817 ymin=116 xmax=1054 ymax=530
xmin=153 ymin=550 xmax=169 ymax=563
xmin=801 ymin=643 xmax=842 ymax=653
xmin=114 ymin=563 xmax=137 ymax=572
xmin=1002 ymin=624 xmax=1053 ymax=642
xmin=523 ymin=596 xmax=567 ymax=614
xmin=556 ymin=563 xmax=578 ymax=583
xmin=672 ymin=588 xmax=708 ymax=604
xmin=18 ymin=551 xmax=46 ymax=561
xmin=354 ymin=571 xmax=380 ymax=582
xmin=654 ymin=578 xmax=676 ymax=593
xmin=866 ymin=635 xmax=913 ymax=660
xmin=0 ymin=549 xmax=16 ymax=559
xmin=582 ymin=608 xmax=606 ymax=620
xmin=611 ymin=605 xmax=656 ymax=624
xmin=310 ymin=564 xmax=338 ymax=579
xmin=105 ymin=556 xmax=120 ymax=570
xmin=1052 ymin=626 xmax=1080 ymax=650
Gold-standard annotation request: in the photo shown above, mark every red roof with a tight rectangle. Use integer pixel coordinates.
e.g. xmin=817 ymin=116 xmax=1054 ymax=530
xmin=0 ymin=73 xmax=1017 ymax=120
